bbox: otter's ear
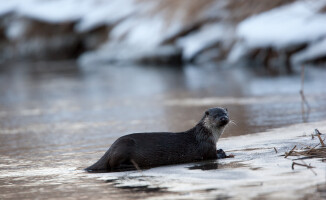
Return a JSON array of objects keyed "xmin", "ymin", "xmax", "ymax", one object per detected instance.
[
  {"xmin": 205, "ymin": 111, "xmax": 209, "ymax": 116},
  {"xmin": 225, "ymin": 108, "xmax": 228, "ymax": 112}
]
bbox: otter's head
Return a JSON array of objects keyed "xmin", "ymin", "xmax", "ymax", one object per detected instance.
[{"xmin": 201, "ymin": 107, "xmax": 229, "ymax": 143}]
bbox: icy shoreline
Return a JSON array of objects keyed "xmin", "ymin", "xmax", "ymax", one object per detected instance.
[{"xmin": 86, "ymin": 120, "xmax": 326, "ymax": 199}]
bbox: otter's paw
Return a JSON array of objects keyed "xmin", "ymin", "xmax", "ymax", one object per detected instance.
[{"xmin": 216, "ymin": 149, "xmax": 227, "ymax": 159}]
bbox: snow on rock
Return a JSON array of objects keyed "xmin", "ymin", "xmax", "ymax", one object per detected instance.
[
  {"xmin": 75, "ymin": 0, "xmax": 138, "ymax": 32},
  {"xmin": 109, "ymin": 14, "xmax": 181, "ymax": 48},
  {"xmin": 0, "ymin": 0, "xmax": 139, "ymax": 29},
  {"xmin": 79, "ymin": 43, "xmax": 182, "ymax": 66},
  {"xmin": 0, "ymin": 0, "xmax": 19, "ymax": 16},
  {"xmin": 78, "ymin": 2, "xmax": 184, "ymax": 66},
  {"xmin": 177, "ymin": 23, "xmax": 234, "ymax": 61},
  {"xmin": 5, "ymin": 18, "xmax": 29, "ymax": 40},
  {"xmin": 78, "ymin": 0, "xmax": 232, "ymax": 65},
  {"xmin": 237, "ymin": 0, "xmax": 326, "ymax": 48},
  {"xmin": 292, "ymin": 37, "xmax": 326, "ymax": 64},
  {"xmin": 16, "ymin": 0, "xmax": 90, "ymax": 23},
  {"xmin": 0, "ymin": 0, "xmax": 91, "ymax": 23},
  {"xmin": 229, "ymin": 0, "xmax": 326, "ymax": 63},
  {"xmin": 0, "ymin": 0, "xmax": 143, "ymax": 62}
]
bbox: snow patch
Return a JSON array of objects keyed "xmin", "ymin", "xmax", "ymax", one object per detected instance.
[
  {"xmin": 16, "ymin": 0, "xmax": 90, "ymax": 23},
  {"xmin": 229, "ymin": 0, "xmax": 326, "ymax": 63},
  {"xmin": 75, "ymin": 0, "xmax": 138, "ymax": 32},
  {"xmin": 237, "ymin": 0, "xmax": 326, "ymax": 48},
  {"xmin": 177, "ymin": 23, "xmax": 234, "ymax": 61},
  {"xmin": 292, "ymin": 38, "xmax": 326, "ymax": 64}
]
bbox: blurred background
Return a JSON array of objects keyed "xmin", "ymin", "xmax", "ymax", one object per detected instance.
[
  {"xmin": 1, "ymin": 0, "xmax": 326, "ymax": 69},
  {"xmin": 1, "ymin": 0, "xmax": 326, "ymax": 199}
]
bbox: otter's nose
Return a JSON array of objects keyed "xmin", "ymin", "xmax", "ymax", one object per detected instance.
[{"xmin": 219, "ymin": 116, "xmax": 229, "ymax": 126}]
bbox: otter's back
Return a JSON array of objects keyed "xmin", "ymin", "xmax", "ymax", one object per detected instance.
[{"xmin": 114, "ymin": 132, "xmax": 202, "ymax": 167}]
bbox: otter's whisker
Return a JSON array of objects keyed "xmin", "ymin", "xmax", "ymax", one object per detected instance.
[{"xmin": 229, "ymin": 120, "xmax": 238, "ymax": 126}]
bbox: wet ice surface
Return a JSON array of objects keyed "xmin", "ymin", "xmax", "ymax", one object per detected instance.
[{"xmin": 0, "ymin": 62, "xmax": 326, "ymax": 199}]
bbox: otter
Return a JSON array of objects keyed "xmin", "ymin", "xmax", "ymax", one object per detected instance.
[{"xmin": 85, "ymin": 107, "xmax": 229, "ymax": 172}]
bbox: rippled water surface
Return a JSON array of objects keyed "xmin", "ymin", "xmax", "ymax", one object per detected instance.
[{"xmin": 1, "ymin": 62, "xmax": 326, "ymax": 199}]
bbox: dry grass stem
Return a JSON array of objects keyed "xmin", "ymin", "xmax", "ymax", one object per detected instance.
[
  {"xmin": 306, "ymin": 134, "xmax": 326, "ymax": 154},
  {"xmin": 301, "ymin": 160, "xmax": 318, "ymax": 175},
  {"xmin": 317, "ymin": 134, "xmax": 325, "ymax": 147},
  {"xmin": 292, "ymin": 161, "xmax": 317, "ymax": 175},
  {"xmin": 287, "ymin": 131, "xmax": 325, "ymax": 158},
  {"xmin": 292, "ymin": 161, "xmax": 315, "ymax": 169},
  {"xmin": 274, "ymin": 147, "xmax": 278, "ymax": 153},
  {"xmin": 299, "ymin": 147, "xmax": 326, "ymax": 158},
  {"xmin": 315, "ymin": 129, "xmax": 322, "ymax": 135},
  {"xmin": 285, "ymin": 145, "xmax": 297, "ymax": 158},
  {"xmin": 299, "ymin": 65, "xmax": 311, "ymax": 122},
  {"xmin": 285, "ymin": 129, "xmax": 324, "ymax": 175}
]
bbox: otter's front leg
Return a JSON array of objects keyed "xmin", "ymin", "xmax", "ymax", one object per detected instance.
[
  {"xmin": 216, "ymin": 149, "xmax": 227, "ymax": 159},
  {"xmin": 217, "ymin": 149, "xmax": 235, "ymax": 159}
]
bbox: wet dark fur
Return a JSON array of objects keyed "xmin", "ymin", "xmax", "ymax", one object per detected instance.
[{"xmin": 86, "ymin": 107, "xmax": 228, "ymax": 172}]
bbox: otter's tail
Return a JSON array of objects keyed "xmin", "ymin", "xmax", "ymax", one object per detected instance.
[{"xmin": 85, "ymin": 149, "xmax": 111, "ymax": 172}]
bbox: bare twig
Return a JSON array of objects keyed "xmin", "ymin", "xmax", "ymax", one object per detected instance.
[
  {"xmin": 285, "ymin": 129, "xmax": 325, "ymax": 176},
  {"xmin": 315, "ymin": 129, "xmax": 322, "ymax": 135},
  {"xmin": 301, "ymin": 160, "xmax": 317, "ymax": 176},
  {"xmin": 307, "ymin": 143, "xmax": 322, "ymax": 154},
  {"xmin": 292, "ymin": 162, "xmax": 315, "ymax": 169},
  {"xmin": 317, "ymin": 134, "xmax": 325, "ymax": 147},
  {"xmin": 307, "ymin": 134, "xmax": 326, "ymax": 154},
  {"xmin": 285, "ymin": 145, "xmax": 297, "ymax": 158},
  {"xmin": 274, "ymin": 147, "xmax": 278, "ymax": 153},
  {"xmin": 299, "ymin": 65, "xmax": 311, "ymax": 122}
]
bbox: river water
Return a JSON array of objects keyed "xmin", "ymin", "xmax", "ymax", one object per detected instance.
[{"xmin": 1, "ymin": 61, "xmax": 326, "ymax": 199}]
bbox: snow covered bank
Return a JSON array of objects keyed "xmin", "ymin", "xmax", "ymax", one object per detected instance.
[
  {"xmin": 228, "ymin": 0, "xmax": 326, "ymax": 72},
  {"xmin": 0, "ymin": 0, "xmax": 326, "ymax": 70},
  {"xmin": 0, "ymin": 0, "xmax": 139, "ymax": 61},
  {"xmin": 237, "ymin": 1, "xmax": 326, "ymax": 48}
]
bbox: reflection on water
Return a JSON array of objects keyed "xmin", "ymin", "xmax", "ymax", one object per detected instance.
[
  {"xmin": 188, "ymin": 161, "xmax": 219, "ymax": 171},
  {"xmin": 0, "ymin": 61, "xmax": 326, "ymax": 199}
]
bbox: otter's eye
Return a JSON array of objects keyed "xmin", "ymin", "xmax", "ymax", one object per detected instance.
[{"xmin": 205, "ymin": 111, "xmax": 209, "ymax": 116}]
